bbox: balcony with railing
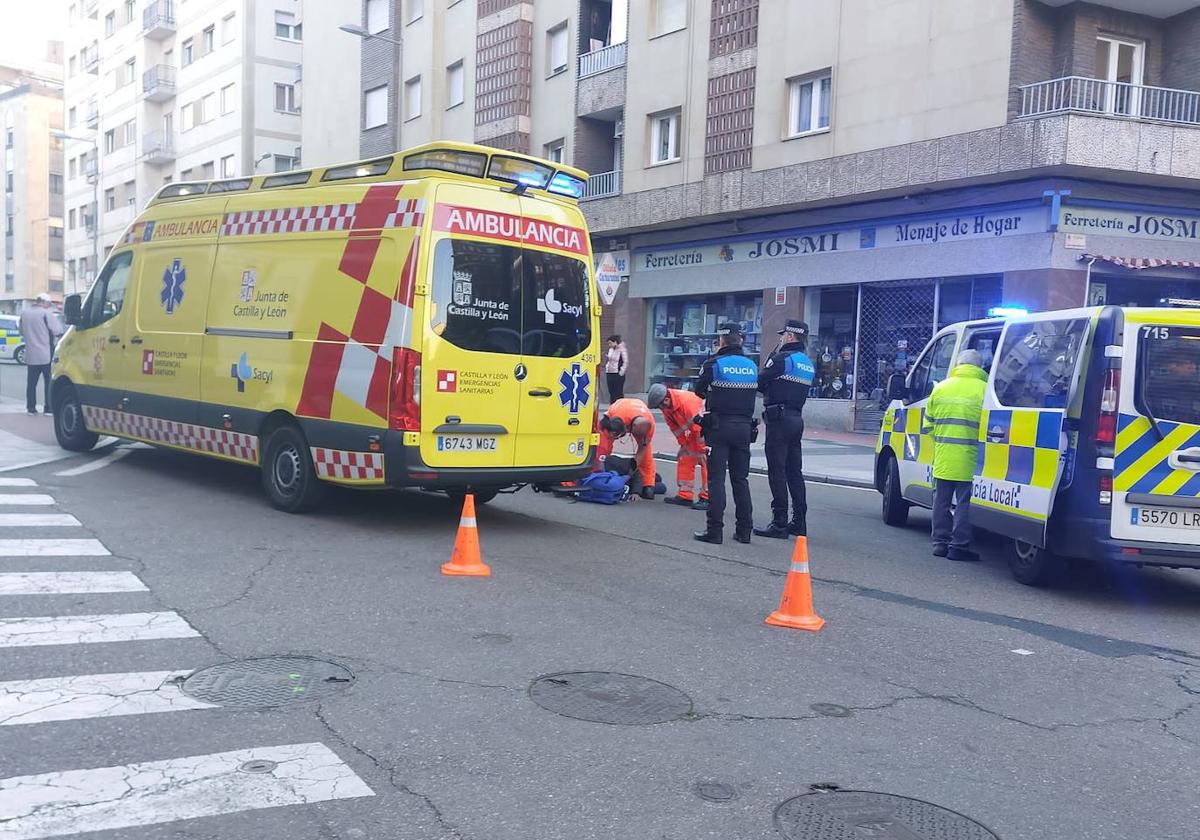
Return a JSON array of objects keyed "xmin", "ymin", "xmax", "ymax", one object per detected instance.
[
  {"xmin": 143, "ymin": 1, "xmax": 176, "ymax": 39},
  {"xmin": 142, "ymin": 131, "xmax": 176, "ymax": 165},
  {"xmin": 578, "ymin": 42, "xmax": 626, "ymax": 80},
  {"xmin": 581, "ymin": 170, "xmax": 621, "ymax": 201},
  {"xmin": 142, "ymin": 64, "xmax": 177, "ymax": 102},
  {"xmin": 1018, "ymin": 76, "xmax": 1200, "ymax": 126}
]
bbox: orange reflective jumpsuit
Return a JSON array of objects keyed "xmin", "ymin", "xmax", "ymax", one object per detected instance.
[
  {"xmin": 660, "ymin": 388, "xmax": 709, "ymax": 502},
  {"xmin": 596, "ymin": 398, "xmax": 656, "ymax": 488}
]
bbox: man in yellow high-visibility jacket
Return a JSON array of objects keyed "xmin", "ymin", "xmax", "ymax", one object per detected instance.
[{"xmin": 922, "ymin": 349, "xmax": 986, "ymax": 562}]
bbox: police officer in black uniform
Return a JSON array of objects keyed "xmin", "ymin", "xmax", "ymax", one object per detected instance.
[
  {"xmin": 693, "ymin": 324, "xmax": 758, "ymax": 545},
  {"xmin": 754, "ymin": 320, "xmax": 816, "ymax": 539}
]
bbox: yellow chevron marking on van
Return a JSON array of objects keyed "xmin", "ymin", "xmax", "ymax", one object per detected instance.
[
  {"xmin": 1114, "ymin": 424, "xmax": 1196, "ymax": 491},
  {"xmin": 1116, "ymin": 415, "xmax": 1152, "ymax": 451},
  {"xmin": 1151, "ymin": 468, "xmax": 1193, "ymax": 498}
]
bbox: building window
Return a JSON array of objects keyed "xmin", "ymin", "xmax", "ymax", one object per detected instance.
[
  {"xmin": 221, "ymin": 154, "xmax": 235, "ymax": 177},
  {"xmin": 275, "ymin": 11, "xmax": 301, "ymax": 41},
  {"xmin": 201, "ymin": 161, "xmax": 215, "ymax": 179},
  {"xmin": 123, "ymin": 56, "xmax": 136, "ymax": 85},
  {"xmin": 274, "ymin": 83, "xmax": 299, "ymax": 114},
  {"xmin": 364, "ymin": 84, "xmax": 388, "ymax": 128},
  {"xmin": 446, "ymin": 61, "xmax": 464, "ymax": 108},
  {"xmin": 547, "ymin": 22, "xmax": 568, "ymax": 76},
  {"xmin": 67, "ymin": 107, "xmax": 77, "ymax": 128},
  {"xmin": 544, "ymin": 139, "xmax": 564, "ymax": 163},
  {"xmin": 104, "ymin": 11, "xmax": 115, "ymax": 36},
  {"xmin": 788, "ymin": 72, "xmax": 831, "ymax": 137},
  {"xmin": 650, "ymin": 110, "xmax": 680, "ymax": 165},
  {"xmin": 654, "ymin": 0, "xmax": 686, "ymax": 36},
  {"xmin": 104, "ymin": 130, "xmax": 116, "ymax": 154},
  {"xmin": 203, "ymin": 25, "xmax": 215, "ymax": 54},
  {"xmin": 181, "ymin": 101, "xmax": 195, "ymax": 132},
  {"xmin": 69, "ymin": 56, "xmax": 77, "ymax": 76},
  {"xmin": 104, "ymin": 188, "xmax": 116, "ymax": 211},
  {"xmin": 366, "ymin": 0, "xmax": 388, "ymax": 34},
  {"xmin": 69, "ymin": 209, "xmax": 76, "ymax": 230},
  {"xmin": 274, "ymin": 154, "xmax": 297, "ymax": 172},
  {"xmin": 123, "ymin": 0, "xmax": 134, "ymax": 24},
  {"xmin": 69, "ymin": 158, "xmax": 77, "ymax": 179},
  {"xmin": 202, "ymin": 93, "xmax": 215, "ymax": 123},
  {"xmin": 124, "ymin": 180, "xmax": 136, "ymax": 208},
  {"xmin": 123, "ymin": 119, "xmax": 136, "ymax": 146},
  {"xmin": 50, "ymin": 173, "xmax": 63, "ymax": 194},
  {"xmin": 408, "ymin": 0, "xmax": 423, "ymax": 23},
  {"xmin": 404, "ymin": 76, "xmax": 421, "ymax": 120},
  {"xmin": 220, "ymin": 83, "xmax": 236, "ymax": 115},
  {"xmin": 182, "ymin": 38, "xmax": 194, "ymax": 66},
  {"xmin": 221, "ymin": 13, "xmax": 236, "ymax": 44}
]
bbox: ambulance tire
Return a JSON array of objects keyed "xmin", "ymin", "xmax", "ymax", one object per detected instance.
[
  {"xmin": 52, "ymin": 384, "xmax": 99, "ymax": 452},
  {"xmin": 446, "ymin": 488, "xmax": 499, "ymax": 507},
  {"xmin": 261, "ymin": 425, "xmax": 325, "ymax": 513},
  {"xmin": 1008, "ymin": 539, "xmax": 1064, "ymax": 587},
  {"xmin": 880, "ymin": 457, "xmax": 909, "ymax": 527}
]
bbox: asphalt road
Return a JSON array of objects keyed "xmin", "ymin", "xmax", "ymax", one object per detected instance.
[{"xmin": 1, "ymin": 424, "xmax": 1198, "ymax": 840}]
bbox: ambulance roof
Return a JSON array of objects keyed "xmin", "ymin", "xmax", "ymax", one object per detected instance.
[{"xmin": 145, "ymin": 141, "xmax": 591, "ymax": 208}]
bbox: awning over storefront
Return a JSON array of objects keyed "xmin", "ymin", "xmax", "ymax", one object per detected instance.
[{"xmin": 1079, "ymin": 254, "xmax": 1200, "ymax": 270}]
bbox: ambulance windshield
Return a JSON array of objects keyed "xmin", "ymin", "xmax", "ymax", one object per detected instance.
[{"xmin": 1139, "ymin": 326, "xmax": 1200, "ymax": 426}]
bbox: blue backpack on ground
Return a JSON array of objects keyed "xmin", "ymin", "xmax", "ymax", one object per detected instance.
[{"xmin": 577, "ymin": 471, "xmax": 630, "ymax": 504}]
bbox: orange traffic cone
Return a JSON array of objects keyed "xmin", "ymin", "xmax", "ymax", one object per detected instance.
[
  {"xmin": 440, "ymin": 494, "xmax": 491, "ymax": 577},
  {"xmin": 765, "ymin": 537, "xmax": 825, "ymax": 631}
]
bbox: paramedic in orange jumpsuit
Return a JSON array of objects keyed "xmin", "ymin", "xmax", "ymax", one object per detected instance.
[
  {"xmin": 596, "ymin": 397, "xmax": 657, "ymax": 499},
  {"xmin": 646, "ymin": 383, "xmax": 709, "ymax": 510}
]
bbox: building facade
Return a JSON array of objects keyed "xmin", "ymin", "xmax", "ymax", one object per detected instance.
[
  {"xmin": 0, "ymin": 63, "xmax": 65, "ymax": 313},
  {"xmin": 62, "ymin": 0, "xmax": 357, "ymax": 291}
]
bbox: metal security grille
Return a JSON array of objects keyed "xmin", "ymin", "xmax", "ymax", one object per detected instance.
[
  {"xmin": 710, "ymin": 0, "xmax": 759, "ymax": 57},
  {"xmin": 705, "ymin": 68, "xmax": 756, "ymax": 175},
  {"xmin": 853, "ymin": 280, "xmax": 935, "ymax": 432}
]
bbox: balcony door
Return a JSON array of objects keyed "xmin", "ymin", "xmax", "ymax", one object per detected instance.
[{"xmin": 1095, "ymin": 36, "xmax": 1145, "ymax": 116}]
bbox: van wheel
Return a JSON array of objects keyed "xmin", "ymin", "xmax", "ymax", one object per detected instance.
[
  {"xmin": 261, "ymin": 425, "xmax": 325, "ymax": 513},
  {"xmin": 1009, "ymin": 539, "xmax": 1064, "ymax": 587},
  {"xmin": 13, "ymin": 345, "xmax": 25, "ymax": 365},
  {"xmin": 446, "ymin": 488, "xmax": 499, "ymax": 507},
  {"xmin": 53, "ymin": 385, "xmax": 98, "ymax": 452},
  {"xmin": 881, "ymin": 457, "xmax": 909, "ymax": 526}
]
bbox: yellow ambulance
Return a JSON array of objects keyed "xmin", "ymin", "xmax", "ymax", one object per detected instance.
[{"xmin": 52, "ymin": 143, "xmax": 602, "ymax": 511}]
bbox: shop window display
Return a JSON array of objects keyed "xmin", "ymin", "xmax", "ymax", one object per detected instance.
[
  {"xmin": 649, "ymin": 294, "xmax": 763, "ymax": 389},
  {"xmin": 805, "ymin": 286, "xmax": 857, "ymax": 400}
]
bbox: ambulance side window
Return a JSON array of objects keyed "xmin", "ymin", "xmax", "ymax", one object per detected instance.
[
  {"xmin": 81, "ymin": 251, "xmax": 133, "ymax": 330},
  {"xmin": 430, "ymin": 239, "xmax": 521, "ymax": 354},
  {"xmin": 993, "ymin": 318, "xmax": 1089, "ymax": 409}
]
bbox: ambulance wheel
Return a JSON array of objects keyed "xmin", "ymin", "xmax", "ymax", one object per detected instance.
[
  {"xmin": 1008, "ymin": 539, "xmax": 1064, "ymax": 587},
  {"xmin": 13, "ymin": 345, "xmax": 25, "ymax": 365},
  {"xmin": 446, "ymin": 488, "xmax": 499, "ymax": 507},
  {"xmin": 52, "ymin": 385, "xmax": 98, "ymax": 452},
  {"xmin": 261, "ymin": 425, "xmax": 325, "ymax": 513},
  {"xmin": 881, "ymin": 457, "xmax": 909, "ymax": 527}
]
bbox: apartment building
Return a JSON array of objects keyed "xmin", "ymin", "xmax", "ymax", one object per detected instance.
[
  {"xmin": 62, "ymin": 0, "xmax": 357, "ymax": 292},
  {"xmin": 356, "ymin": 0, "xmax": 1200, "ymax": 430},
  {"xmin": 0, "ymin": 63, "xmax": 65, "ymax": 313}
]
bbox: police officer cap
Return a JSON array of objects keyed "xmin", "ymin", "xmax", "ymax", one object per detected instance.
[
  {"xmin": 717, "ymin": 323, "xmax": 743, "ymax": 337},
  {"xmin": 778, "ymin": 320, "xmax": 809, "ymax": 337},
  {"xmin": 646, "ymin": 383, "xmax": 668, "ymax": 409}
]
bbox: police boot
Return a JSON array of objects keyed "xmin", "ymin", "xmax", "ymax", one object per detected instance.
[
  {"xmin": 733, "ymin": 528, "xmax": 752, "ymax": 544},
  {"xmin": 787, "ymin": 521, "xmax": 806, "ymax": 537},
  {"xmin": 753, "ymin": 521, "xmax": 790, "ymax": 539},
  {"xmin": 693, "ymin": 529, "xmax": 723, "ymax": 545}
]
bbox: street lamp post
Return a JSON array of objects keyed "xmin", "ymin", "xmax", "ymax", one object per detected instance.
[
  {"xmin": 53, "ymin": 131, "xmax": 99, "ymax": 295},
  {"xmin": 338, "ymin": 23, "xmax": 403, "ymax": 47}
]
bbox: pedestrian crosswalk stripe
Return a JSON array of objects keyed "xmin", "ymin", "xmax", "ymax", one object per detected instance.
[
  {"xmin": 0, "ymin": 479, "xmax": 36, "ymax": 487},
  {"xmin": 0, "ymin": 742, "xmax": 375, "ymax": 839},
  {"xmin": 0, "ymin": 670, "xmax": 215, "ymax": 726},
  {"xmin": 0, "ymin": 495, "xmax": 54, "ymax": 506},
  {"xmin": 0, "ymin": 612, "xmax": 201, "ymax": 648},
  {"xmin": 0, "ymin": 515, "xmax": 81, "ymax": 528},
  {"xmin": 0, "ymin": 539, "xmax": 110, "ymax": 556},
  {"xmin": 0, "ymin": 572, "xmax": 147, "ymax": 595}
]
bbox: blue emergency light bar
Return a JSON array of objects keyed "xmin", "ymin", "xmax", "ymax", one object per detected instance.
[{"xmin": 988, "ymin": 306, "xmax": 1029, "ymax": 318}]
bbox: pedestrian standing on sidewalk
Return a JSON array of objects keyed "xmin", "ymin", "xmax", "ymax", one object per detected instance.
[
  {"xmin": 754, "ymin": 320, "xmax": 815, "ymax": 539},
  {"xmin": 923, "ymin": 348, "xmax": 986, "ymax": 562},
  {"xmin": 19, "ymin": 293, "xmax": 57, "ymax": 416},
  {"xmin": 645, "ymin": 383, "xmax": 708, "ymax": 510},
  {"xmin": 605, "ymin": 335, "xmax": 628, "ymax": 402}
]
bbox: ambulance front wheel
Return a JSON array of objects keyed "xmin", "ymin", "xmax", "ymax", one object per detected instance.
[
  {"xmin": 261, "ymin": 425, "xmax": 325, "ymax": 513},
  {"xmin": 1008, "ymin": 539, "xmax": 1064, "ymax": 587},
  {"xmin": 880, "ymin": 456, "xmax": 909, "ymax": 527},
  {"xmin": 52, "ymin": 384, "xmax": 99, "ymax": 452}
]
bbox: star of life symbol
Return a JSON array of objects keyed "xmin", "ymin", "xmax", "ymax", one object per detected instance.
[
  {"xmin": 240, "ymin": 269, "xmax": 257, "ymax": 303},
  {"xmin": 453, "ymin": 270, "xmax": 472, "ymax": 306},
  {"xmin": 161, "ymin": 258, "xmax": 186, "ymax": 314},
  {"xmin": 557, "ymin": 363, "xmax": 591, "ymax": 414}
]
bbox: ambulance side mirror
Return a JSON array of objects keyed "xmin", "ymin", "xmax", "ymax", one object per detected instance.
[{"xmin": 63, "ymin": 294, "xmax": 83, "ymax": 327}]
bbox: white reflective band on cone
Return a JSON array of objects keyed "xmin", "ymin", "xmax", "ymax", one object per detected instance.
[
  {"xmin": 460, "ymin": 517, "xmax": 477, "ymax": 528},
  {"xmin": 790, "ymin": 561, "xmax": 810, "ymax": 574}
]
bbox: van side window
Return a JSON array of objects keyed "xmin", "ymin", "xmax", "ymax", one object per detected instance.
[
  {"xmin": 964, "ymin": 328, "xmax": 1002, "ymax": 372},
  {"xmin": 908, "ymin": 333, "xmax": 956, "ymax": 402},
  {"xmin": 82, "ymin": 251, "xmax": 133, "ymax": 329},
  {"xmin": 1139, "ymin": 325, "xmax": 1200, "ymax": 426},
  {"xmin": 993, "ymin": 318, "xmax": 1089, "ymax": 409}
]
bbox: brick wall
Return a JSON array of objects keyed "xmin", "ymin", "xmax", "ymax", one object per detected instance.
[
  {"xmin": 1059, "ymin": 3, "xmax": 1166, "ymax": 85},
  {"xmin": 475, "ymin": 19, "xmax": 533, "ymax": 125},
  {"xmin": 705, "ymin": 68, "xmax": 756, "ymax": 175},
  {"xmin": 1009, "ymin": 0, "xmax": 1061, "ymax": 120},
  {"xmin": 358, "ymin": 0, "xmax": 403, "ymax": 156},
  {"xmin": 1164, "ymin": 7, "xmax": 1200, "ymax": 91}
]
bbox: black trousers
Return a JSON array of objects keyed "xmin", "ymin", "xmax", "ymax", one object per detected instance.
[
  {"xmin": 606, "ymin": 372, "xmax": 625, "ymax": 402},
  {"xmin": 703, "ymin": 418, "xmax": 753, "ymax": 534},
  {"xmin": 26, "ymin": 364, "xmax": 51, "ymax": 413},
  {"xmin": 764, "ymin": 410, "xmax": 807, "ymax": 529}
]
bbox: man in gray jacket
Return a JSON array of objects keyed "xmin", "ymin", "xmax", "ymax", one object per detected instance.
[{"xmin": 19, "ymin": 293, "xmax": 58, "ymax": 415}]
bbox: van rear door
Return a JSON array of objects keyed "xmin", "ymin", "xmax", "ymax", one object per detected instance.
[{"xmin": 1111, "ymin": 315, "xmax": 1200, "ymax": 548}]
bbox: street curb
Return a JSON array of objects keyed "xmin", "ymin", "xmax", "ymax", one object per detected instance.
[{"xmin": 652, "ymin": 452, "xmax": 876, "ymax": 490}]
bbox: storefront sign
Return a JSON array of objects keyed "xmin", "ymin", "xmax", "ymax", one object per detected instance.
[
  {"xmin": 1060, "ymin": 207, "xmax": 1200, "ymax": 242},
  {"xmin": 635, "ymin": 207, "xmax": 1045, "ymax": 272},
  {"xmin": 595, "ymin": 252, "xmax": 623, "ymax": 306},
  {"xmin": 774, "ymin": 287, "xmax": 786, "ymax": 305},
  {"xmin": 1064, "ymin": 233, "xmax": 1087, "ymax": 250}
]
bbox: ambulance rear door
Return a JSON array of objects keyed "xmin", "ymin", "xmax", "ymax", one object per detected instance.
[
  {"xmin": 976, "ymin": 311, "xmax": 1093, "ymax": 547},
  {"xmin": 1111, "ymin": 312, "xmax": 1200, "ymax": 549}
]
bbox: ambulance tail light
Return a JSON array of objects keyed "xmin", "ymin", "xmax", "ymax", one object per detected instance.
[
  {"xmin": 1097, "ymin": 367, "xmax": 1121, "ymax": 446},
  {"xmin": 390, "ymin": 348, "xmax": 422, "ymax": 432}
]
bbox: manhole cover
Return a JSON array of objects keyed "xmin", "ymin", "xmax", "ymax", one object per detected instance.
[
  {"xmin": 775, "ymin": 791, "xmax": 999, "ymax": 840},
  {"xmin": 181, "ymin": 656, "xmax": 354, "ymax": 708},
  {"xmin": 694, "ymin": 781, "xmax": 737, "ymax": 802},
  {"xmin": 528, "ymin": 671, "xmax": 692, "ymax": 725},
  {"xmin": 810, "ymin": 702, "xmax": 852, "ymax": 718}
]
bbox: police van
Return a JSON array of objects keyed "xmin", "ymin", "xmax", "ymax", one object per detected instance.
[
  {"xmin": 52, "ymin": 142, "xmax": 602, "ymax": 511},
  {"xmin": 0, "ymin": 315, "xmax": 24, "ymax": 364},
  {"xmin": 875, "ymin": 306, "xmax": 1200, "ymax": 585}
]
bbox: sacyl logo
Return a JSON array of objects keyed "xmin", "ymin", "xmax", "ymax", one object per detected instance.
[{"xmin": 537, "ymin": 289, "xmax": 582, "ymax": 325}]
